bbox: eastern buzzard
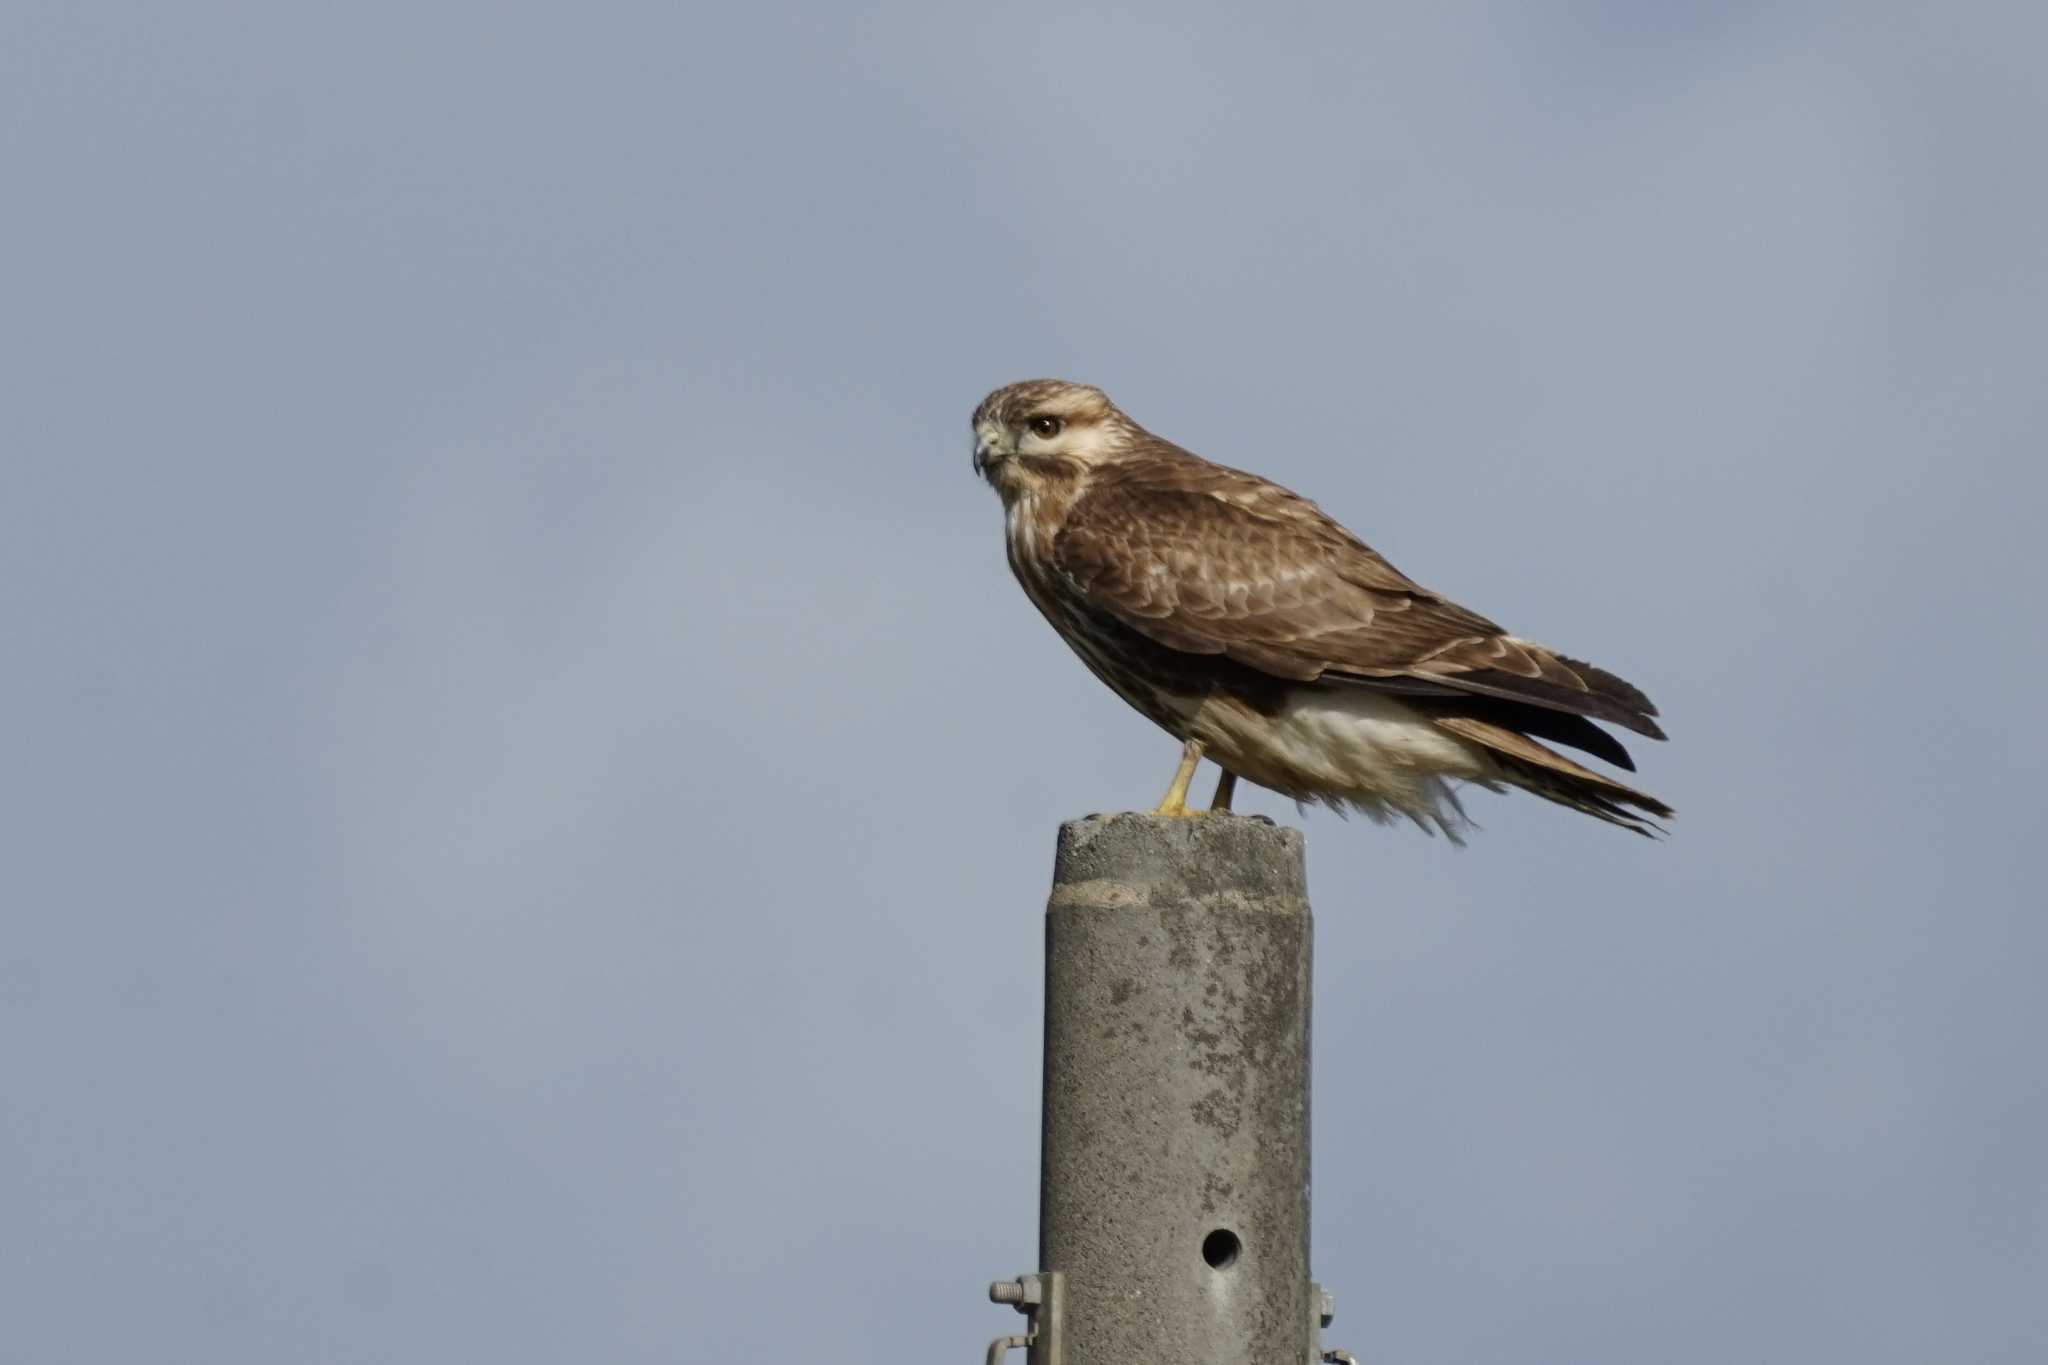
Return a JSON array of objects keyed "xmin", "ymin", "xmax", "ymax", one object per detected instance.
[{"xmin": 972, "ymin": 379, "xmax": 1672, "ymax": 838}]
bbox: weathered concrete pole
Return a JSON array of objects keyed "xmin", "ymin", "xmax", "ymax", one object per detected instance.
[{"xmin": 1039, "ymin": 813, "xmax": 1313, "ymax": 1365}]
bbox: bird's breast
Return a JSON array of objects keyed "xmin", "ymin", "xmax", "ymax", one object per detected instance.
[{"xmin": 1001, "ymin": 509, "xmax": 1203, "ymax": 736}]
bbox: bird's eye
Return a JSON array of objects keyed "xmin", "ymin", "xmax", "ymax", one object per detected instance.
[{"xmin": 1028, "ymin": 415, "xmax": 1064, "ymax": 439}]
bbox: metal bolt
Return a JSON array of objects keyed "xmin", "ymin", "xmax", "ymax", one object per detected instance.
[{"xmin": 990, "ymin": 1277, "xmax": 1043, "ymax": 1308}]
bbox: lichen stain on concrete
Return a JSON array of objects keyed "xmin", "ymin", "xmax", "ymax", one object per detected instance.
[
  {"xmin": 1109, "ymin": 977, "xmax": 1138, "ymax": 1006},
  {"xmin": 1190, "ymin": 1084, "xmax": 1243, "ymax": 1138},
  {"xmin": 1234, "ymin": 929, "xmax": 1305, "ymax": 1071},
  {"xmin": 1183, "ymin": 1019, "xmax": 1223, "ymax": 1054},
  {"xmin": 1198, "ymin": 1170, "xmax": 1236, "ymax": 1216}
]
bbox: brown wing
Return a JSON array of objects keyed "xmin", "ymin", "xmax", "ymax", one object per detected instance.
[{"xmin": 1050, "ymin": 454, "xmax": 1666, "ymax": 745}]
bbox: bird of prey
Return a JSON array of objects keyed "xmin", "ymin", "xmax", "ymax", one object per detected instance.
[{"xmin": 971, "ymin": 379, "xmax": 1672, "ymax": 838}]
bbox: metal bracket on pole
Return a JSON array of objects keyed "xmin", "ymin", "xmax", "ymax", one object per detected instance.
[
  {"xmin": 982, "ymin": 1272, "xmax": 1064, "ymax": 1365},
  {"xmin": 1310, "ymin": 1281, "xmax": 1357, "ymax": 1365}
]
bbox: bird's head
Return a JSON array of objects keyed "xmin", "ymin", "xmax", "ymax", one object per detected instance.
[{"xmin": 972, "ymin": 379, "xmax": 1134, "ymax": 494}]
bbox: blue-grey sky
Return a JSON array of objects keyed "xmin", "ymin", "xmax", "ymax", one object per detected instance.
[{"xmin": 6, "ymin": 3, "xmax": 2044, "ymax": 1362}]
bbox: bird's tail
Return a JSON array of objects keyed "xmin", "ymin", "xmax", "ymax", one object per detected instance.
[{"xmin": 1433, "ymin": 715, "xmax": 1673, "ymax": 838}]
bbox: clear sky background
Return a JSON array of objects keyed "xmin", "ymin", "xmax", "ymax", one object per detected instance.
[{"xmin": 6, "ymin": 3, "xmax": 2044, "ymax": 1362}]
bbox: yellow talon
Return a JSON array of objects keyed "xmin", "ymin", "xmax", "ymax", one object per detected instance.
[{"xmin": 1151, "ymin": 739, "xmax": 1206, "ymax": 816}]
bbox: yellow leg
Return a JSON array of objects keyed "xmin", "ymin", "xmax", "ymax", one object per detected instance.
[
  {"xmin": 1151, "ymin": 738, "xmax": 1205, "ymax": 817},
  {"xmin": 1210, "ymin": 770, "xmax": 1238, "ymax": 813}
]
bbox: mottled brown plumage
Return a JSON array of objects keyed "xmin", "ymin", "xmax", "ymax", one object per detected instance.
[{"xmin": 972, "ymin": 379, "xmax": 1672, "ymax": 837}]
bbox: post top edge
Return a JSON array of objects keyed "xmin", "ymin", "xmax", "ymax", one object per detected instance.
[
  {"xmin": 1050, "ymin": 812, "xmax": 1309, "ymax": 907},
  {"xmin": 1055, "ymin": 810, "xmax": 1302, "ymax": 841}
]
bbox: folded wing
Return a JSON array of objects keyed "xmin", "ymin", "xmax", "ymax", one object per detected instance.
[{"xmin": 1050, "ymin": 458, "xmax": 1667, "ymax": 770}]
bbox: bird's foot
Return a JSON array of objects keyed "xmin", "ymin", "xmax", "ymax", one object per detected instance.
[{"xmin": 1149, "ymin": 797, "xmax": 1214, "ymax": 818}]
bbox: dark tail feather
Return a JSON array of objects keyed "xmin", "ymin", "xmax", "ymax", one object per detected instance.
[
  {"xmin": 1491, "ymin": 754, "xmax": 1672, "ymax": 838},
  {"xmin": 1433, "ymin": 715, "xmax": 1674, "ymax": 838},
  {"xmin": 1440, "ymin": 657, "xmax": 1667, "ymax": 740},
  {"xmin": 1419, "ymin": 694, "xmax": 1639, "ymax": 770}
]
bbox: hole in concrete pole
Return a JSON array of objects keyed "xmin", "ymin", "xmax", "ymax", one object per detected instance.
[{"xmin": 1201, "ymin": 1228, "xmax": 1241, "ymax": 1270}]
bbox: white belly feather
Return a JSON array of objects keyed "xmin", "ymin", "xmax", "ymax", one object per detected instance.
[{"xmin": 1190, "ymin": 685, "xmax": 1505, "ymax": 839}]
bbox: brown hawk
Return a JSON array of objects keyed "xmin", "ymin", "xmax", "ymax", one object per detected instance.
[{"xmin": 972, "ymin": 379, "xmax": 1672, "ymax": 838}]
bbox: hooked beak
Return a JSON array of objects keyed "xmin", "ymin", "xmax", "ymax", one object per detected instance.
[{"xmin": 972, "ymin": 419, "xmax": 1012, "ymax": 478}]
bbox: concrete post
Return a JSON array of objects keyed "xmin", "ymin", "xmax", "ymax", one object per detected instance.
[{"xmin": 1039, "ymin": 813, "xmax": 1313, "ymax": 1365}]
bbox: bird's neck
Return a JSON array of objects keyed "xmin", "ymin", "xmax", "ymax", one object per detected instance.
[{"xmin": 998, "ymin": 460, "xmax": 1093, "ymax": 563}]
